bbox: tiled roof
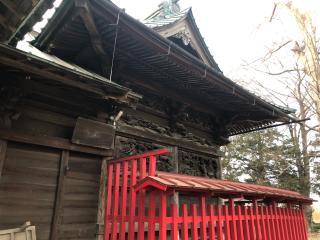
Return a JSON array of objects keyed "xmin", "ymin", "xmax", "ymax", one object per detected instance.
[
  {"xmin": 143, "ymin": 8, "xmax": 190, "ymax": 29},
  {"xmin": 135, "ymin": 171, "xmax": 312, "ymax": 203}
]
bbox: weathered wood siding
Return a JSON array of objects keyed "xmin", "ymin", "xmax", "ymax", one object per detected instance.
[{"xmin": 0, "ymin": 142, "xmax": 60, "ymax": 240}]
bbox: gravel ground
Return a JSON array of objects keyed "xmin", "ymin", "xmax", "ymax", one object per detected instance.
[{"xmin": 309, "ymin": 233, "xmax": 320, "ymax": 240}]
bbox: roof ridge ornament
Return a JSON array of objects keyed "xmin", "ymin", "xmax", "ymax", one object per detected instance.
[{"xmin": 158, "ymin": 0, "xmax": 181, "ymax": 18}]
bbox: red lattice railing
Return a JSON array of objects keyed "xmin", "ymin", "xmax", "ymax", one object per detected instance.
[{"xmin": 104, "ymin": 148, "xmax": 308, "ymax": 240}]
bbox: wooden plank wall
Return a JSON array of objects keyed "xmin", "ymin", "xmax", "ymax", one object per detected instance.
[
  {"xmin": 58, "ymin": 152, "xmax": 102, "ymax": 240},
  {"xmin": 0, "ymin": 104, "xmax": 106, "ymax": 240},
  {"xmin": 0, "ymin": 142, "xmax": 60, "ymax": 240}
]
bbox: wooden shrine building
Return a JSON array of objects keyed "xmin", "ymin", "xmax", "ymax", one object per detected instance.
[{"xmin": 0, "ymin": 0, "xmax": 312, "ymax": 240}]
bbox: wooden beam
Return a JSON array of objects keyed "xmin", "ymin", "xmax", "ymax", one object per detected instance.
[
  {"xmin": 122, "ymin": 73, "xmax": 223, "ymax": 117},
  {"xmin": 0, "ymin": 128, "xmax": 113, "ymax": 157},
  {"xmin": 50, "ymin": 150, "xmax": 69, "ymax": 240},
  {"xmin": 0, "ymin": 55, "xmax": 107, "ymax": 97},
  {"xmin": 0, "ymin": 139, "xmax": 7, "ymax": 178},
  {"xmin": 75, "ymin": 0, "xmax": 107, "ymax": 57},
  {"xmin": 0, "ymin": 14, "xmax": 14, "ymax": 32},
  {"xmin": 0, "ymin": 0, "xmax": 20, "ymax": 16}
]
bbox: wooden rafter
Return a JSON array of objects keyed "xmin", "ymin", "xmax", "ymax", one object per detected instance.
[
  {"xmin": 75, "ymin": 0, "xmax": 106, "ymax": 57},
  {"xmin": 0, "ymin": 0, "xmax": 19, "ymax": 17}
]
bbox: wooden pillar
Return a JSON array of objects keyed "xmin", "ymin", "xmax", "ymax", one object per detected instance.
[
  {"xmin": 0, "ymin": 139, "xmax": 7, "ymax": 178},
  {"xmin": 96, "ymin": 158, "xmax": 109, "ymax": 240},
  {"xmin": 172, "ymin": 146, "xmax": 179, "ymax": 207},
  {"xmin": 50, "ymin": 150, "xmax": 70, "ymax": 240}
]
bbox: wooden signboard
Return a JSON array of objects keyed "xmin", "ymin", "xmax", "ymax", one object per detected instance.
[{"xmin": 72, "ymin": 117, "xmax": 115, "ymax": 149}]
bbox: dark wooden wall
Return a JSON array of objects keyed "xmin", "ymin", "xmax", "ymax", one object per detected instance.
[{"xmin": 0, "ymin": 85, "xmax": 111, "ymax": 240}]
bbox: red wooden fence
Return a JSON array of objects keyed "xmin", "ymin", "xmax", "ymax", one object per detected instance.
[{"xmin": 104, "ymin": 148, "xmax": 309, "ymax": 240}]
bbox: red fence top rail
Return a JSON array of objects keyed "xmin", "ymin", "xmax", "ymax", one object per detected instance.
[
  {"xmin": 107, "ymin": 148, "xmax": 169, "ymax": 164},
  {"xmin": 134, "ymin": 171, "xmax": 313, "ymax": 204}
]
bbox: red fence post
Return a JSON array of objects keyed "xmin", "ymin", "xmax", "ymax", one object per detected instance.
[
  {"xmin": 224, "ymin": 205, "xmax": 231, "ymax": 240},
  {"xmin": 272, "ymin": 202, "xmax": 281, "ymax": 240},
  {"xmin": 295, "ymin": 207, "xmax": 303, "ymax": 240},
  {"xmin": 148, "ymin": 191, "xmax": 156, "ymax": 240},
  {"xmin": 191, "ymin": 204, "xmax": 198, "ymax": 240},
  {"xmin": 209, "ymin": 205, "xmax": 215, "ymax": 240},
  {"xmin": 264, "ymin": 206, "xmax": 271, "ymax": 240},
  {"xmin": 299, "ymin": 204, "xmax": 308, "ymax": 240},
  {"xmin": 217, "ymin": 205, "xmax": 223, "ymax": 240},
  {"xmin": 128, "ymin": 160, "xmax": 137, "ymax": 240},
  {"xmin": 137, "ymin": 158, "xmax": 147, "ymax": 240},
  {"xmin": 260, "ymin": 206, "xmax": 267, "ymax": 240},
  {"xmin": 253, "ymin": 200, "xmax": 261, "ymax": 240},
  {"xmin": 249, "ymin": 206, "xmax": 256, "ymax": 240},
  {"xmin": 200, "ymin": 195, "xmax": 207, "ymax": 240},
  {"xmin": 111, "ymin": 163, "xmax": 120, "ymax": 240},
  {"xmin": 104, "ymin": 164, "xmax": 113, "ymax": 240},
  {"xmin": 159, "ymin": 192, "xmax": 167, "ymax": 240},
  {"xmin": 280, "ymin": 207, "xmax": 289, "ymax": 240},
  {"xmin": 119, "ymin": 161, "xmax": 128, "ymax": 240},
  {"xmin": 243, "ymin": 206, "xmax": 251, "ymax": 240},
  {"xmin": 268, "ymin": 204, "xmax": 276, "ymax": 240},
  {"xmin": 181, "ymin": 204, "xmax": 189, "ymax": 240},
  {"xmin": 277, "ymin": 205, "xmax": 285, "ymax": 240},
  {"xmin": 288, "ymin": 204, "xmax": 298, "ymax": 240},
  {"xmin": 236, "ymin": 205, "xmax": 244, "ymax": 240},
  {"xmin": 148, "ymin": 155, "xmax": 156, "ymax": 176},
  {"xmin": 229, "ymin": 199, "xmax": 238, "ymax": 240},
  {"xmin": 285, "ymin": 206, "xmax": 292, "ymax": 240},
  {"xmin": 171, "ymin": 203, "xmax": 178, "ymax": 240},
  {"xmin": 292, "ymin": 206, "xmax": 300, "ymax": 240}
]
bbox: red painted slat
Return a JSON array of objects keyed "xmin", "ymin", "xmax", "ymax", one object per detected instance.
[
  {"xmin": 292, "ymin": 209, "xmax": 300, "ymax": 240},
  {"xmin": 243, "ymin": 206, "xmax": 251, "ymax": 240},
  {"xmin": 159, "ymin": 192, "xmax": 167, "ymax": 240},
  {"xmin": 272, "ymin": 203, "xmax": 280, "ymax": 240},
  {"xmin": 276, "ymin": 206, "xmax": 285, "ymax": 240},
  {"xmin": 137, "ymin": 158, "xmax": 147, "ymax": 240},
  {"xmin": 128, "ymin": 160, "xmax": 137, "ymax": 240},
  {"xmin": 249, "ymin": 207, "xmax": 256, "ymax": 240},
  {"xmin": 171, "ymin": 203, "xmax": 178, "ymax": 240},
  {"xmin": 296, "ymin": 207, "xmax": 303, "ymax": 240},
  {"xmin": 286, "ymin": 204, "xmax": 294, "ymax": 240},
  {"xmin": 264, "ymin": 206, "xmax": 271, "ymax": 240},
  {"xmin": 269, "ymin": 205, "xmax": 277, "ymax": 240},
  {"xmin": 104, "ymin": 164, "xmax": 113, "ymax": 240},
  {"xmin": 209, "ymin": 205, "xmax": 215, "ymax": 240},
  {"xmin": 191, "ymin": 204, "xmax": 198, "ymax": 240},
  {"xmin": 217, "ymin": 205, "xmax": 223, "ymax": 240},
  {"xmin": 281, "ymin": 207, "xmax": 288, "ymax": 240},
  {"xmin": 299, "ymin": 205, "xmax": 308, "ymax": 240},
  {"xmin": 260, "ymin": 206, "xmax": 267, "ymax": 240},
  {"xmin": 253, "ymin": 201, "xmax": 261, "ymax": 240},
  {"xmin": 181, "ymin": 204, "xmax": 189, "ymax": 240},
  {"xmin": 200, "ymin": 195, "xmax": 207, "ymax": 240},
  {"xmin": 290, "ymin": 206, "xmax": 297, "ymax": 240},
  {"xmin": 148, "ymin": 192, "xmax": 156, "ymax": 240},
  {"xmin": 119, "ymin": 161, "xmax": 128, "ymax": 240},
  {"xmin": 236, "ymin": 206, "xmax": 244, "ymax": 240},
  {"xmin": 148, "ymin": 155, "xmax": 156, "ymax": 176},
  {"xmin": 111, "ymin": 163, "xmax": 120, "ymax": 240},
  {"xmin": 229, "ymin": 199, "xmax": 238, "ymax": 240},
  {"xmin": 224, "ymin": 205, "xmax": 231, "ymax": 240}
]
